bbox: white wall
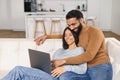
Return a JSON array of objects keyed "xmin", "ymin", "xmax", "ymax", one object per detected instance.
[
  {"xmin": 111, "ymin": 0, "xmax": 120, "ymax": 35},
  {"xmin": 88, "ymin": 0, "xmax": 112, "ymax": 31},
  {"xmin": 37, "ymin": 0, "xmax": 87, "ymax": 12},
  {"xmin": 0, "ymin": 0, "xmax": 25, "ymax": 31},
  {"xmin": 0, "ymin": 0, "xmax": 12, "ymax": 29},
  {"xmin": 11, "ymin": 0, "xmax": 25, "ymax": 31},
  {"xmin": 87, "ymin": 0, "xmax": 100, "ymax": 27},
  {"xmin": 99, "ymin": 0, "xmax": 112, "ymax": 31}
]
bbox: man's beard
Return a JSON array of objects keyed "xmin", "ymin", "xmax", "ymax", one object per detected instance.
[{"xmin": 72, "ymin": 23, "xmax": 82, "ymax": 35}]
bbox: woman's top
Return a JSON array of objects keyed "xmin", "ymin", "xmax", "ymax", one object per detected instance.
[
  {"xmin": 52, "ymin": 47, "xmax": 87, "ymax": 74},
  {"xmin": 65, "ymin": 27, "xmax": 110, "ymax": 67}
]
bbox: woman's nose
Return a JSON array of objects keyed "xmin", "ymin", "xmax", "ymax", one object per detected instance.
[{"xmin": 66, "ymin": 37, "xmax": 70, "ymax": 40}]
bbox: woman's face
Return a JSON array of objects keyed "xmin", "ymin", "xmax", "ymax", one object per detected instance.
[{"xmin": 64, "ymin": 29, "xmax": 75, "ymax": 45}]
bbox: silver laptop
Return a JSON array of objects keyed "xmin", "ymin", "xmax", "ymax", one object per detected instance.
[{"xmin": 28, "ymin": 49, "xmax": 52, "ymax": 74}]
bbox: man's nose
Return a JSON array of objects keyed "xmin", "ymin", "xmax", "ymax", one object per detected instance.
[{"xmin": 69, "ymin": 26, "xmax": 74, "ymax": 30}]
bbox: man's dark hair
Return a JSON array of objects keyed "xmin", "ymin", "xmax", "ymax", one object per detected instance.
[
  {"xmin": 66, "ymin": 10, "xmax": 83, "ymax": 20},
  {"xmin": 62, "ymin": 27, "xmax": 79, "ymax": 49}
]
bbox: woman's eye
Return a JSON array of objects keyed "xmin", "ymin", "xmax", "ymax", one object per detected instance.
[
  {"xmin": 65, "ymin": 35, "xmax": 67, "ymax": 37},
  {"xmin": 69, "ymin": 34, "xmax": 73, "ymax": 36}
]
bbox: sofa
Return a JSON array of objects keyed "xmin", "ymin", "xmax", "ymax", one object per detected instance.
[{"xmin": 0, "ymin": 38, "xmax": 120, "ymax": 80}]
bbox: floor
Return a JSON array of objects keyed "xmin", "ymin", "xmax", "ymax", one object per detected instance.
[
  {"xmin": 0, "ymin": 30, "xmax": 120, "ymax": 41},
  {"xmin": 103, "ymin": 31, "xmax": 120, "ymax": 41},
  {"xmin": 0, "ymin": 30, "xmax": 25, "ymax": 38}
]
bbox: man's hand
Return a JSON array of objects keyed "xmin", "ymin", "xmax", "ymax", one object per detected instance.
[
  {"xmin": 51, "ymin": 67, "xmax": 65, "ymax": 77},
  {"xmin": 51, "ymin": 59, "xmax": 66, "ymax": 68},
  {"xmin": 34, "ymin": 35, "xmax": 47, "ymax": 45}
]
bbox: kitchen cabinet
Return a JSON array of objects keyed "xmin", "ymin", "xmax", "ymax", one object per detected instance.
[{"xmin": 25, "ymin": 13, "xmax": 66, "ymax": 38}]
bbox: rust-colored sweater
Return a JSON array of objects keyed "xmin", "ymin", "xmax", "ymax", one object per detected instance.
[{"xmin": 65, "ymin": 26, "xmax": 110, "ymax": 67}]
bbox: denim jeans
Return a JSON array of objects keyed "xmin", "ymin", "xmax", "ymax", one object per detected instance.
[
  {"xmin": 2, "ymin": 66, "xmax": 55, "ymax": 80},
  {"xmin": 2, "ymin": 66, "xmax": 89, "ymax": 80},
  {"xmin": 2, "ymin": 63, "xmax": 112, "ymax": 80},
  {"xmin": 87, "ymin": 63, "xmax": 113, "ymax": 80},
  {"xmin": 60, "ymin": 72, "xmax": 90, "ymax": 80},
  {"xmin": 59, "ymin": 63, "xmax": 113, "ymax": 80}
]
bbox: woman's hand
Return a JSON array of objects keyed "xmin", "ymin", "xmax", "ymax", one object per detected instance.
[
  {"xmin": 51, "ymin": 67, "xmax": 65, "ymax": 77},
  {"xmin": 51, "ymin": 59, "xmax": 66, "ymax": 68},
  {"xmin": 34, "ymin": 35, "xmax": 47, "ymax": 45}
]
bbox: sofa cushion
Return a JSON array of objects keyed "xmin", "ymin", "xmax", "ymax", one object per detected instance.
[
  {"xmin": 0, "ymin": 41, "xmax": 19, "ymax": 71},
  {"xmin": 107, "ymin": 39, "xmax": 120, "ymax": 64},
  {"xmin": 19, "ymin": 40, "xmax": 36, "ymax": 67}
]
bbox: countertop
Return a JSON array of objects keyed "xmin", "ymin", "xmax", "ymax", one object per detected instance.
[
  {"xmin": 25, "ymin": 12, "xmax": 66, "ymax": 18},
  {"xmin": 25, "ymin": 12, "xmax": 67, "ymax": 15}
]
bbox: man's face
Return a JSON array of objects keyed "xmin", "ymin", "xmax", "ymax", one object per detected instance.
[{"xmin": 67, "ymin": 18, "xmax": 80, "ymax": 32}]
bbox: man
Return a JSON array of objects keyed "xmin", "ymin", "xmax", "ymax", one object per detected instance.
[{"xmin": 35, "ymin": 10, "xmax": 113, "ymax": 80}]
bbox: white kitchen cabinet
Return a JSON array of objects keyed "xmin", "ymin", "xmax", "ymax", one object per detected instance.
[{"xmin": 25, "ymin": 14, "xmax": 66, "ymax": 38}]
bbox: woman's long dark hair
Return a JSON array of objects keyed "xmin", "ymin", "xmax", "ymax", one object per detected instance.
[{"xmin": 62, "ymin": 27, "xmax": 79, "ymax": 49}]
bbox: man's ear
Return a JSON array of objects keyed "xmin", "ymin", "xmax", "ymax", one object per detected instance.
[{"xmin": 80, "ymin": 18, "xmax": 85, "ymax": 24}]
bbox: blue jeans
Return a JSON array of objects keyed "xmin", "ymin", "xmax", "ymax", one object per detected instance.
[
  {"xmin": 2, "ymin": 63, "xmax": 112, "ymax": 80},
  {"xmin": 87, "ymin": 63, "xmax": 113, "ymax": 80},
  {"xmin": 57, "ymin": 63, "xmax": 113, "ymax": 80},
  {"xmin": 2, "ymin": 66, "xmax": 89, "ymax": 80},
  {"xmin": 2, "ymin": 66, "xmax": 55, "ymax": 80},
  {"xmin": 59, "ymin": 72, "xmax": 90, "ymax": 80}
]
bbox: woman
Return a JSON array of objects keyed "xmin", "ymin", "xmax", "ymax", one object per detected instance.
[{"xmin": 2, "ymin": 27, "xmax": 89, "ymax": 80}]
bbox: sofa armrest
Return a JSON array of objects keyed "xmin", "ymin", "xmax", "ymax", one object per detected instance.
[
  {"xmin": 106, "ymin": 38, "xmax": 120, "ymax": 77},
  {"xmin": 106, "ymin": 38, "xmax": 120, "ymax": 63}
]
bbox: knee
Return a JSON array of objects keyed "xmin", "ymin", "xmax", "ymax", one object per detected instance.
[
  {"xmin": 14, "ymin": 66, "xmax": 22, "ymax": 69},
  {"xmin": 13, "ymin": 66, "xmax": 24, "ymax": 72}
]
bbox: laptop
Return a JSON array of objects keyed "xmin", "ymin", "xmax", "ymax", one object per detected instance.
[{"xmin": 28, "ymin": 49, "xmax": 52, "ymax": 74}]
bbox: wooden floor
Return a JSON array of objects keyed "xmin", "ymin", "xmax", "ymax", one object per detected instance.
[
  {"xmin": 0, "ymin": 30, "xmax": 25, "ymax": 38},
  {"xmin": 103, "ymin": 31, "xmax": 120, "ymax": 41},
  {"xmin": 0, "ymin": 30, "xmax": 120, "ymax": 41}
]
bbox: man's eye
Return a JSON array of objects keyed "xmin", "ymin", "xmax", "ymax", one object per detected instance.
[{"xmin": 68, "ymin": 23, "xmax": 76, "ymax": 26}]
